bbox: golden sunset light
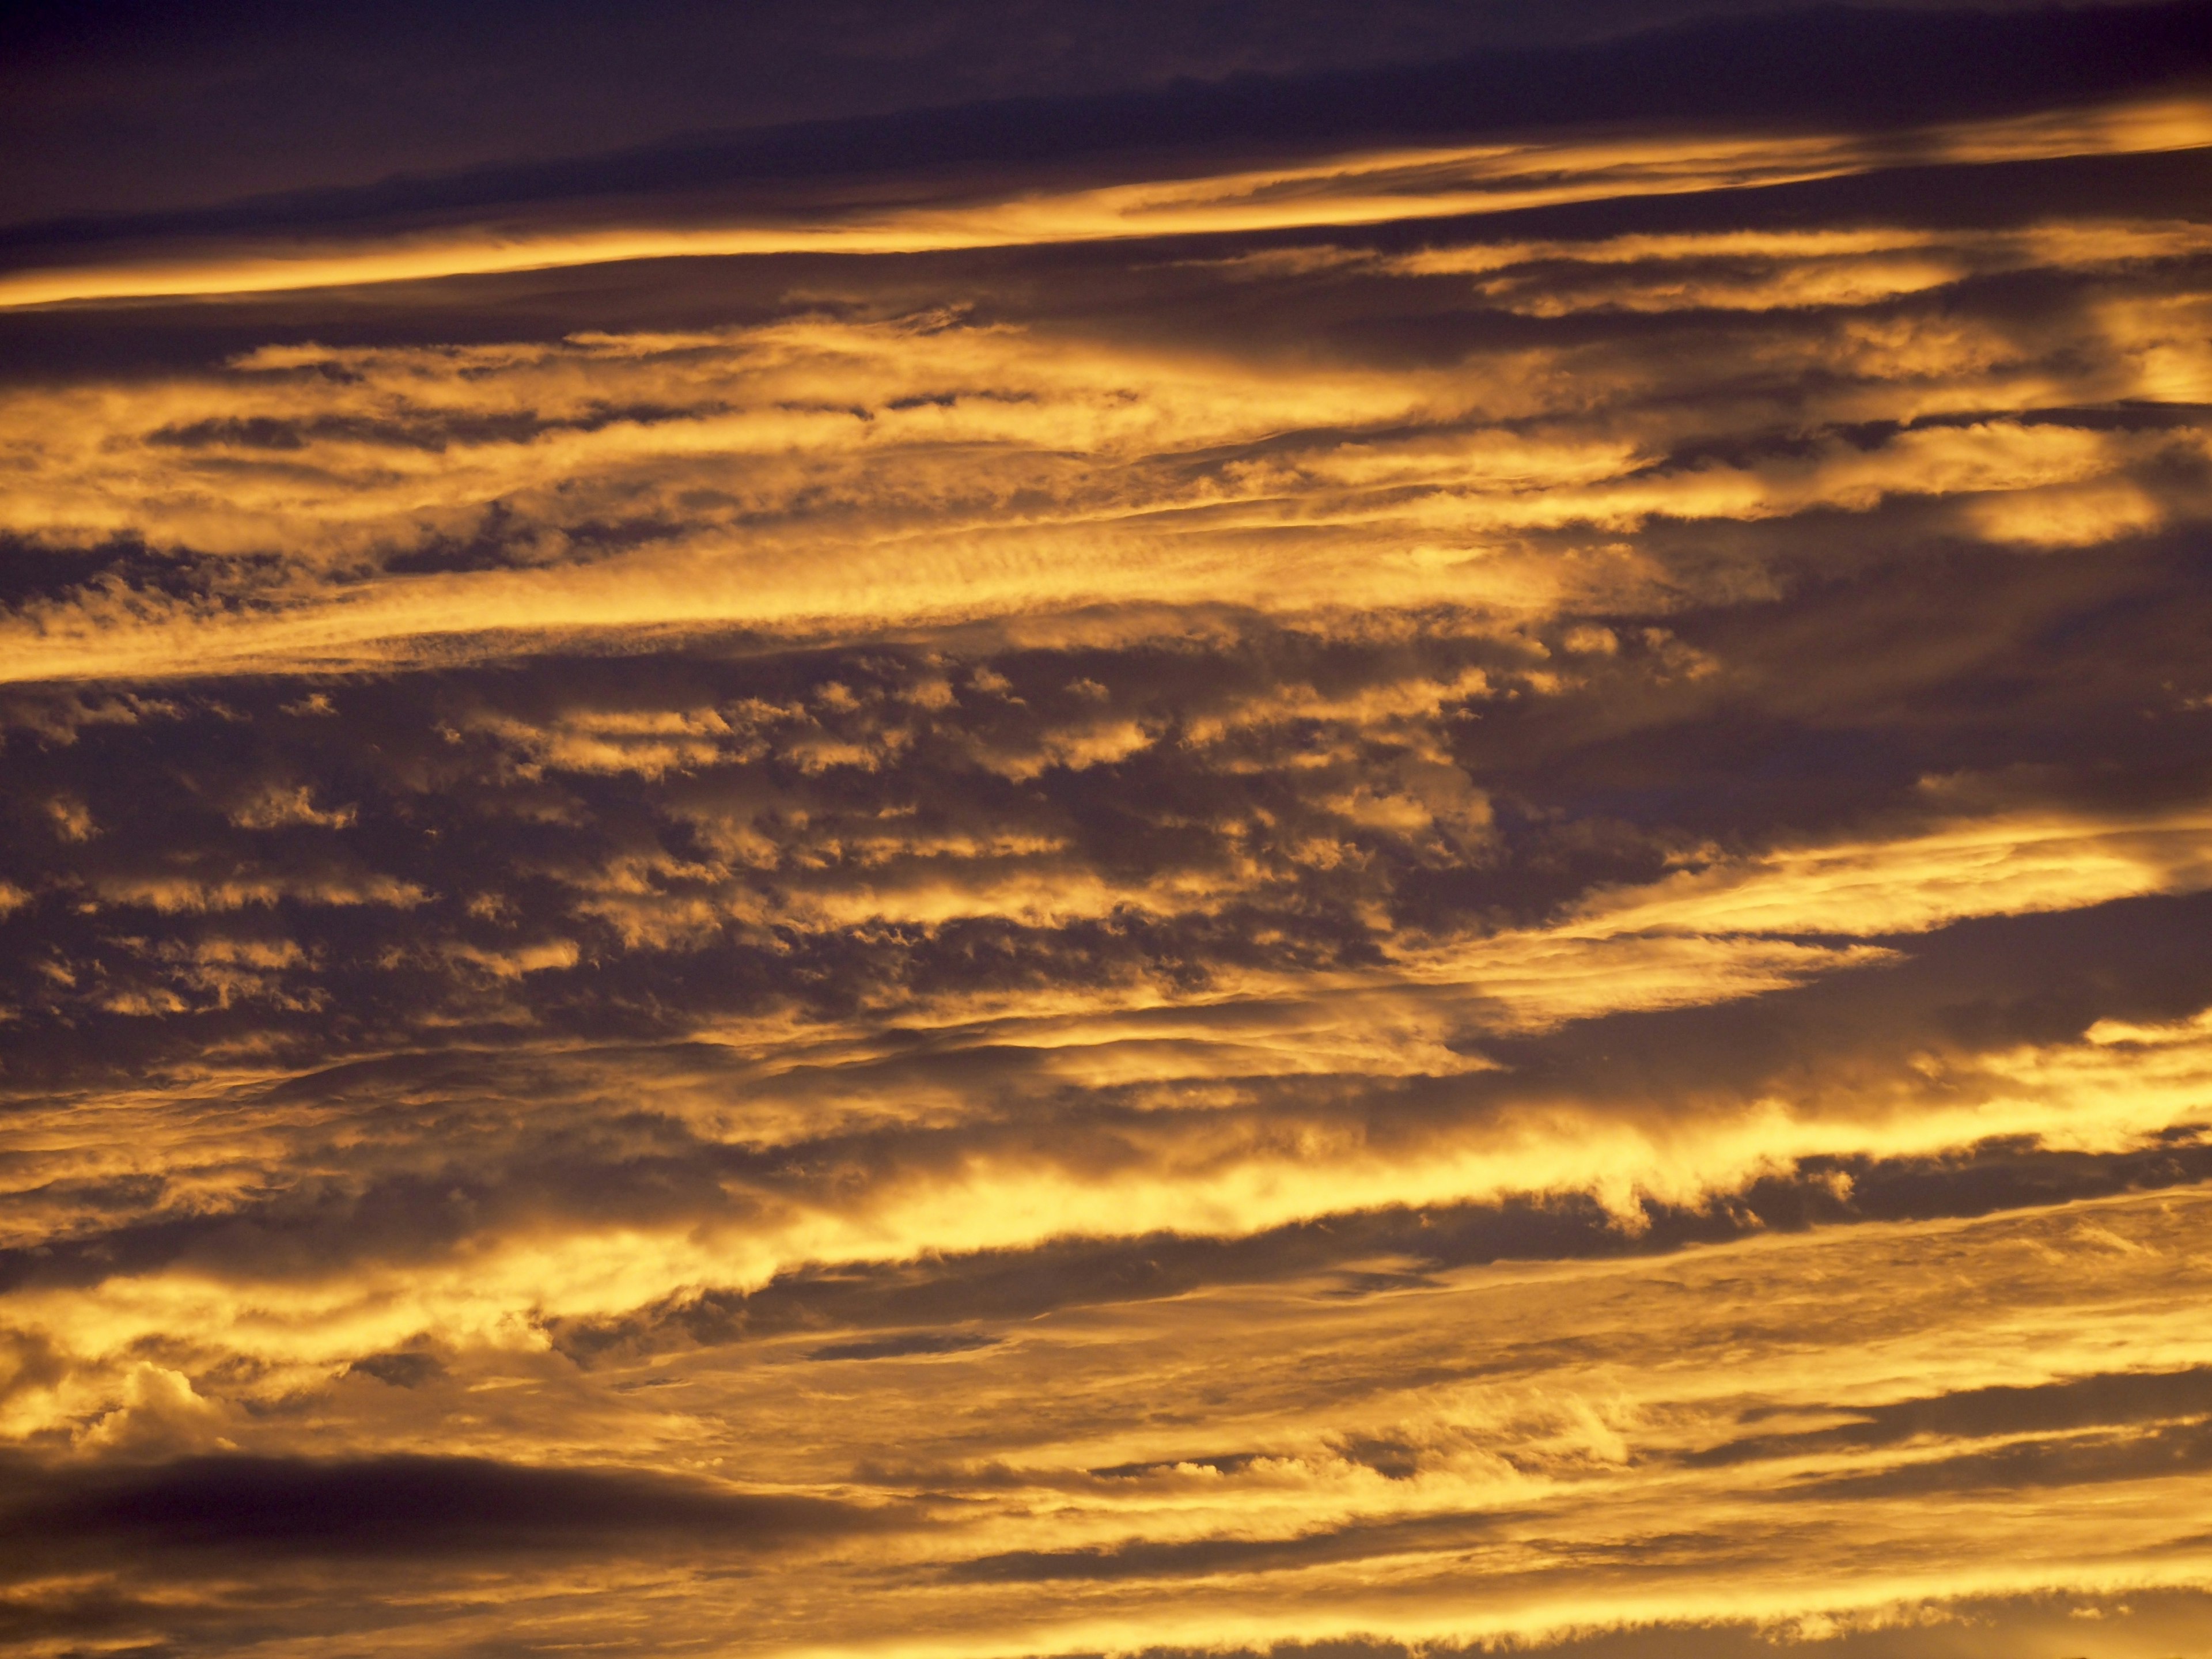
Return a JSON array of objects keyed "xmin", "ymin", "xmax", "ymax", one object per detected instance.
[{"xmin": 5, "ymin": 3, "xmax": 2212, "ymax": 1655}]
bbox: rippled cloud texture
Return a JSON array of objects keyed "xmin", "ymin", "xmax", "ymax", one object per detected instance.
[{"xmin": 6, "ymin": 3, "xmax": 2212, "ymax": 1655}]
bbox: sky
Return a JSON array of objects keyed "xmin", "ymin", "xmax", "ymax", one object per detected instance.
[{"xmin": 3, "ymin": 2, "xmax": 2212, "ymax": 1655}]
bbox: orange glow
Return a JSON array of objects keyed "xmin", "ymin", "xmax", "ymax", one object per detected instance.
[
  {"xmin": 2, "ymin": 95, "xmax": 2207, "ymax": 309},
  {"xmin": 8, "ymin": 16, "xmax": 2212, "ymax": 1657}
]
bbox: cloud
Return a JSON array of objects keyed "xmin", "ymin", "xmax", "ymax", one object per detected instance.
[
  {"xmin": 808, "ymin": 1330, "xmax": 999, "ymax": 1361},
  {"xmin": 942, "ymin": 1504, "xmax": 1516, "ymax": 1582},
  {"xmin": 0, "ymin": 1453, "xmax": 907, "ymax": 1562},
  {"xmin": 7, "ymin": 1, "xmax": 2210, "ymax": 294},
  {"xmin": 6, "ymin": 8, "xmax": 2212, "ymax": 1653},
  {"xmin": 1694, "ymin": 1364, "xmax": 2212, "ymax": 1467}
]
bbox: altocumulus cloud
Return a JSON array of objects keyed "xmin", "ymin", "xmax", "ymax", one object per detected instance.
[{"xmin": 5, "ymin": 3, "xmax": 2212, "ymax": 1656}]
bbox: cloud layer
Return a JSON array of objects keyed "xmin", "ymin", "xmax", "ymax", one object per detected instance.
[{"xmin": 5, "ymin": 5, "xmax": 2212, "ymax": 1654}]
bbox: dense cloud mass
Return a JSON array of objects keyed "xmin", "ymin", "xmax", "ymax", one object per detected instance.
[{"xmin": 3, "ymin": 3, "xmax": 2212, "ymax": 1654}]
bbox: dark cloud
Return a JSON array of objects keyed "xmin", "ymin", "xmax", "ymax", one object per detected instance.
[
  {"xmin": 9, "ymin": 1, "xmax": 2206, "ymax": 232},
  {"xmin": 1781, "ymin": 1417, "xmax": 2212, "ymax": 1499},
  {"xmin": 0, "ymin": 0, "xmax": 1775, "ymax": 222},
  {"xmin": 944, "ymin": 1505, "xmax": 1514, "ymax": 1581},
  {"xmin": 1695, "ymin": 1364, "xmax": 2212, "ymax": 1466},
  {"xmin": 0, "ymin": 1453, "xmax": 906, "ymax": 1563},
  {"xmin": 343, "ymin": 1351, "xmax": 447, "ymax": 1388}
]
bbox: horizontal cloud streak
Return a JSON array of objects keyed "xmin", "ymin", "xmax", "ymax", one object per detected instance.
[{"xmin": 6, "ymin": 93, "xmax": 2211, "ymax": 308}]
